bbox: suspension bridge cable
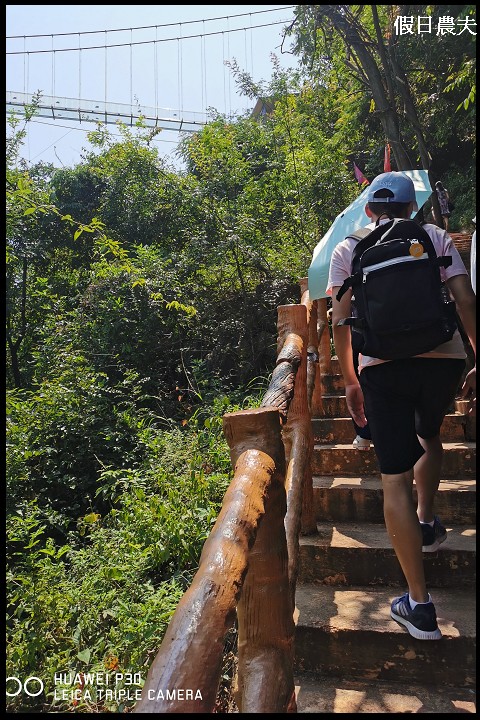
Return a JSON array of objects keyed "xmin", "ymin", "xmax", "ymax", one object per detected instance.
[
  {"xmin": 78, "ymin": 35, "xmax": 82, "ymax": 101},
  {"xmin": 130, "ymin": 30, "xmax": 133, "ymax": 113},
  {"xmin": 27, "ymin": 118, "xmax": 180, "ymax": 144},
  {"xmin": 244, "ymin": 28, "xmax": 248, "ymax": 77},
  {"xmin": 104, "ymin": 31, "xmax": 108, "ymax": 114},
  {"xmin": 202, "ymin": 21, "xmax": 207, "ymax": 112},
  {"xmin": 28, "ymin": 126, "xmax": 73, "ymax": 161},
  {"xmin": 250, "ymin": 15, "xmax": 254, "ymax": 77},
  {"xmin": 154, "ymin": 26, "xmax": 158, "ymax": 111},
  {"xmin": 51, "ymin": 36, "xmax": 54, "ymax": 96},
  {"xmin": 6, "ymin": 20, "xmax": 292, "ymax": 54},
  {"xmin": 227, "ymin": 18, "xmax": 232, "ymax": 118},
  {"xmin": 7, "ymin": 7, "xmax": 295, "ymax": 38},
  {"xmin": 177, "ymin": 30, "xmax": 183, "ymax": 114},
  {"xmin": 222, "ymin": 32, "xmax": 227, "ymax": 116}
]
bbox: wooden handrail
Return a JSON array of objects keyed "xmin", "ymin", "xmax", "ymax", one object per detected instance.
[{"xmin": 134, "ymin": 279, "xmax": 324, "ymax": 713}]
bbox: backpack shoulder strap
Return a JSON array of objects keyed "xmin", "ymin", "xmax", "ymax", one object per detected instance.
[
  {"xmin": 345, "ymin": 227, "xmax": 372, "ymax": 242},
  {"xmin": 335, "ymin": 227, "xmax": 373, "ymax": 300}
]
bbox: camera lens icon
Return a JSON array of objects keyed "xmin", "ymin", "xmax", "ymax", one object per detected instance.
[{"xmin": 6, "ymin": 676, "xmax": 44, "ymax": 697}]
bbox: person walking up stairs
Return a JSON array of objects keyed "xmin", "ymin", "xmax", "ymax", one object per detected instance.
[
  {"xmin": 293, "ymin": 354, "xmax": 476, "ymax": 712},
  {"xmin": 292, "ymin": 172, "xmax": 476, "ymax": 712}
]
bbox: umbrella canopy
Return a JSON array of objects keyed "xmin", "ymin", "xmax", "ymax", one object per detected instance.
[{"xmin": 308, "ymin": 169, "xmax": 432, "ymax": 300}]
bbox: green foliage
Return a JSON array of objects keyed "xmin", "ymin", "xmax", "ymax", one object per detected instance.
[
  {"xmin": 6, "ymin": 498, "xmax": 185, "ymax": 713},
  {"xmin": 6, "ymin": 359, "xmax": 151, "ymax": 521},
  {"xmin": 6, "ymin": 400, "xmax": 236, "ymax": 712}
]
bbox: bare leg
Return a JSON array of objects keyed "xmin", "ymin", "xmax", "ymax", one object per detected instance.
[
  {"xmin": 382, "ymin": 469, "xmax": 428, "ymax": 603},
  {"xmin": 443, "ymin": 215, "xmax": 449, "ymax": 232},
  {"xmin": 415, "ymin": 435, "xmax": 443, "ymax": 523}
]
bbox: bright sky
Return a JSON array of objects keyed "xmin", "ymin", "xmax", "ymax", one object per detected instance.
[{"xmin": 6, "ymin": 5, "xmax": 298, "ymax": 169}]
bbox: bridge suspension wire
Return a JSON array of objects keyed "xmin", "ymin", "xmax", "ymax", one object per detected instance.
[
  {"xmin": 177, "ymin": 26, "xmax": 183, "ymax": 115},
  {"xmin": 78, "ymin": 34, "xmax": 81, "ymax": 101},
  {"xmin": 6, "ymin": 7, "xmax": 295, "ymax": 38},
  {"xmin": 130, "ymin": 30, "xmax": 133, "ymax": 111},
  {"xmin": 104, "ymin": 31, "xmax": 108, "ymax": 113},
  {"xmin": 227, "ymin": 18, "xmax": 232, "ymax": 118},
  {"xmin": 244, "ymin": 28, "xmax": 248, "ymax": 79},
  {"xmin": 6, "ymin": 20, "xmax": 291, "ymax": 55},
  {"xmin": 201, "ymin": 22, "xmax": 206, "ymax": 113},
  {"xmin": 51, "ymin": 36, "xmax": 54, "ymax": 97},
  {"xmin": 154, "ymin": 26, "xmax": 158, "ymax": 112},
  {"xmin": 23, "ymin": 36, "xmax": 26, "ymax": 93},
  {"xmin": 222, "ymin": 32, "xmax": 227, "ymax": 117},
  {"xmin": 250, "ymin": 15, "xmax": 254, "ymax": 78}
]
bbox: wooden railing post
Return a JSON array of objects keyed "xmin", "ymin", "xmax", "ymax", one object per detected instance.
[
  {"xmin": 134, "ymin": 407, "xmax": 286, "ymax": 713},
  {"xmin": 276, "ymin": 304, "xmax": 317, "ymax": 602},
  {"xmin": 299, "ymin": 278, "xmax": 323, "ymax": 416},
  {"xmin": 135, "ymin": 289, "xmax": 330, "ymax": 713},
  {"xmin": 226, "ymin": 410, "xmax": 296, "ymax": 714},
  {"xmin": 317, "ymin": 297, "xmax": 332, "ymax": 403}
]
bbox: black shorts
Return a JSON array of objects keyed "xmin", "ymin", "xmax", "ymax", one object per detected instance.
[{"xmin": 359, "ymin": 358, "xmax": 466, "ymax": 474}]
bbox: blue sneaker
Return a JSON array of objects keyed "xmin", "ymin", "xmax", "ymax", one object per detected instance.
[
  {"xmin": 421, "ymin": 516, "xmax": 447, "ymax": 552},
  {"xmin": 390, "ymin": 593, "xmax": 442, "ymax": 640}
]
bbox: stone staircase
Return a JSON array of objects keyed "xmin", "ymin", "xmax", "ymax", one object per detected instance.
[{"xmin": 293, "ymin": 357, "xmax": 476, "ymax": 713}]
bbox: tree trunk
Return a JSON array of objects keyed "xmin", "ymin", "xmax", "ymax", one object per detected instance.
[{"xmin": 317, "ymin": 5, "xmax": 413, "ymax": 170}]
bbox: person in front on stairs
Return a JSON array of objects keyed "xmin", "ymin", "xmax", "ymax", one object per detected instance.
[
  {"xmin": 327, "ymin": 171, "xmax": 476, "ymax": 640},
  {"xmin": 434, "ymin": 180, "xmax": 452, "ymax": 232}
]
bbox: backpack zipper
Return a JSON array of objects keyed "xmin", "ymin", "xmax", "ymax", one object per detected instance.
[{"xmin": 362, "ymin": 253, "xmax": 428, "ymax": 281}]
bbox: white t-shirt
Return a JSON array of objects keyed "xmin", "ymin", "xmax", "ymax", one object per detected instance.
[{"xmin": 326, "ymin": 221, "xmax": 468, "ymax": 371}]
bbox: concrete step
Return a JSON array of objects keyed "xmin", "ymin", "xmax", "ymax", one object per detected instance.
[
  {"xmin": 313, "ymin": 475, "xmax": 476, "ymax": 524},
  {"xmin": 330, "ymin": 357, "xmax": 341, "ymax": 375},
  {"xmin": 298, "ymin": 353, "xmax": 476, "ymax": 706},
  {"xmin": 298, "ymin": 521, "xmax": 476, "ymax": 587},
  {"xmin": 319, "ymin": 373, "xmax": 344, "ymax": 395},
  {"xmin": 312, "ymin": 413, "xmax": 467, "ymax": 444},
  {"xmin": 319, "ymin": 394, "xmax": 351, "ymax": 418},
  {"xmin": 312, "ymin": 442, "xmax": 476, "ymax": 477},
  {"xmin": 294, "ymin": 584, "xmax": 476, "ymax": 688},
  {"xmin": 319, "ymin": 394, "xmax": 470, "ymax": 421},
  {"xmin": 294, "ymin": 673, "xmax": 476, "ymax": 713}
]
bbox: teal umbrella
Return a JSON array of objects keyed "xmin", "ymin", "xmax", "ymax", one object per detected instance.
[{"xmin": 308, "ymin": 169, "xmax": 432, "ymax": 300}]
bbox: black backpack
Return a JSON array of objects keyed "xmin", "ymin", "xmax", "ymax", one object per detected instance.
[{"xmin": 336, "ymin": 218, "xmax": 457, "ymax": 360}]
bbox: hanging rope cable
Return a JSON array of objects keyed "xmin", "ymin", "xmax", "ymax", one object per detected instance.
[
  {"xmin": 178, "ymin": 24, "xmax": 183, "ymax": 115},
  {"xmin": 104, "ymin": 30, "xmax": 108, "ymax": 113},
  {"xmin": 227, "ymin": 18, "xmax": 232, "ymax": 119},
  {"xmin": 78, "ymin": 34, "xmax": 81, "ymax": 101},
  {"xmin": 7, "ymin": 8, "xmax": 295, "ymax": 38},
  {"xmin": 7, "ymin": 20, "xmax": 291, "ymax": 54},
  {"xmin": 244, "ymin": 28, "xmax": 248, "ymax": 79},
  {"xmin": 51, "ymin": 35, "xmax": 54, "ymax": 96},
  {"xmin": 222, "ymin": 32, "xmax": 227, "ymax": 116},
  {"xmin": 200, "ymin": 26, "xmax": 204, "ymax": 113},
  {"xmin": 130, "ymin": 30, "xmax": 133, "ymax": 115},
  {"xmin": 203, "ymin": 21, "xmax": 209, "ymax": 112},
  {"xmin": 177, "ymin": 38, "xmax": 181, "ymax": 115},
  {"xmin": 250, "ymin": 15, "xmax": 254, "ymax": 78},
  {"xmin": 53, "ymin": 50, "xmax": 56, "ymax": 98},
  {"xmin": 154, "ymin": 26, "xmax": 158, "ymax": 112}
]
